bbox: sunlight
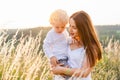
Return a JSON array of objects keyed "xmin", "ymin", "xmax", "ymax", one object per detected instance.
[{"xmin": 0, "ymin": 0, "xmax": 120, "ymax": 29}]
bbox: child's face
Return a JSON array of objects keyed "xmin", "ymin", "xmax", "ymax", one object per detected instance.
[{"xmin": 53, "ymin": 23, "xmax": 66, "ymax": 33}]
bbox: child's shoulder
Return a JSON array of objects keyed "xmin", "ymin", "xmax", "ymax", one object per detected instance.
[
  {"xmin": 63, "ymin": 29, "xmax": 69, "ymax": 36},
  {"xmin": 47, "ymin": 28, "xmax": 54, "ymax": 35}
]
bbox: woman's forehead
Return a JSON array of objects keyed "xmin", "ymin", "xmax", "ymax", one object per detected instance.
[{"xmin": 69, "ymin": 18, "xmax": 76, "ymax": 26}]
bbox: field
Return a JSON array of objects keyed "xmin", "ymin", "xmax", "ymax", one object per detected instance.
[{"xmin": 0, "ymin": 25, "xmax": 120, "ymax": 80}]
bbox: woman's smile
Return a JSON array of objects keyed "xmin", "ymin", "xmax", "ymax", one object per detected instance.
[{"xmin": 70, "ymin": 32, "xmax": 74, "ymax": 36}]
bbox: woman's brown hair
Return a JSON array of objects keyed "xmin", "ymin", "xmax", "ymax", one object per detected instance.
[{"xmin": 70, "ymin": 11, "xmax": 102, "ymax": 67}]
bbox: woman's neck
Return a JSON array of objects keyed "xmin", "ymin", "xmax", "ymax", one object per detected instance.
[{"xmin": 70, "ymin": 38, "xmax": 83, "ymax": 48}]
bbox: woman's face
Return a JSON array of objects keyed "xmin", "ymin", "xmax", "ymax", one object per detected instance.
[{"xmin": 69, "ymin": 18, "xmax": 79, "ymax": 39}]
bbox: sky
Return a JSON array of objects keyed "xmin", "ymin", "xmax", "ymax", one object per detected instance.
[{"xmin": 0, "ymin": 0, "xmax": 120, "ymax": 29}]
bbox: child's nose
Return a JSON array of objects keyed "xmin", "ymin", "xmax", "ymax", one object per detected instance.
[{"xmin": 59, "ymin": 28, "xmax": 63, "ymax": 31}]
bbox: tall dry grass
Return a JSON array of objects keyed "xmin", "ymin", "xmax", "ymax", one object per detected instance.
[
  {"xmin": 0, "ymin": 30, "xmax": 52, "ymax": 80},
  {"xmin": 0, "ymin": 30, "xmax": 120, "ymax": 80},
  {"xmin": 92, "ymin": 38, "xmax": 120, "ymax": 80}
]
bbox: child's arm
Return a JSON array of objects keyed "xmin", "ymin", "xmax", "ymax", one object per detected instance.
[
  {"xmin": 43, "ymin": 33, "xmax": 58, "ymax": 67},
  {"xmin": 43, "ymin": 32, "xmax": 54, "ymax": 58},
  {"xmin": 50, "ymin": 56, "xmax": 58, "ymax": 67}
]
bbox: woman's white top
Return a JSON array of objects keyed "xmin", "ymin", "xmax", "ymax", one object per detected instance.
[{"xmin": 68, "ymin": 46, "xmax": 92, "ymax": 80}]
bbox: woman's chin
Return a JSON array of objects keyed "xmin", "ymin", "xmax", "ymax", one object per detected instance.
[{"xmin": 70, "ymin": 36, "xmax": 75, "ymax": 39}]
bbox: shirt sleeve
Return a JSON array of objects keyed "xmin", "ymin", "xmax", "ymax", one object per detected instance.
[{"xmin": 43, "ymin": 32, "xmax": 54, "ymax": 58}]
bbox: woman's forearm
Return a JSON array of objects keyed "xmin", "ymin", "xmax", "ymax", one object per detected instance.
[
  {"xmin": 61, "ymin": 67, "xmax": 79, "ymax": 76},
  {"xmin": 52, "ymin": 65, "xmax": 92, "ymax": 77},
  {"xmin": 61, "ymin": 67, "xmax": 92, "ymax": 78}
]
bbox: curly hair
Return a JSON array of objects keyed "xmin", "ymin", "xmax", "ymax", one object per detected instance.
[{"xmin": 49, "ymin": 9, "xmax": 69, "ymax": 26}]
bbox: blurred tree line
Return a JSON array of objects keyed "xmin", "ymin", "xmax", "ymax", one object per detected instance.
[{"xmin": 1, "ymin": 24, "xmax": 120, "ymax": 48}]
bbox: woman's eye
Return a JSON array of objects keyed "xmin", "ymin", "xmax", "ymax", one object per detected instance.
[
  {"xmin": 71, "ymin": 26, "xmax": 76, "ymax": 29},
  {"xmin": 73, "ymin": 27, "xmax": 76, "ymax": 29}
]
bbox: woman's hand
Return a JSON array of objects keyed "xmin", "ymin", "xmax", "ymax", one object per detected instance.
[
  {"xmin": 73, "ymin": 68, "xmax": 92, "ymax": 78},
  {"xmin": 51, "ymin": 65, "xmax": 64, "ymax": 75},
  {"xmin": 72, "ymin": 69, "xmax": 82, "ymax": 77}
]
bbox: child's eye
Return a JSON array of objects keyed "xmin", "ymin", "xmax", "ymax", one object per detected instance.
[{"xmin": 56, "ymin": 27, "xmax": 59, "ymax": 28}]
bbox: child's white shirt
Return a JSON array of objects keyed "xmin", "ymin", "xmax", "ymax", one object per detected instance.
[{"xmin": 43, "ymin": 28, "xmax": 69, "ymax": 59}]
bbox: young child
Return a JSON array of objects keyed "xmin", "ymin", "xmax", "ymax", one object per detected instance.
[{"xmin": 43, "ymin": 9, "xmax": 69, "ymax": 80}]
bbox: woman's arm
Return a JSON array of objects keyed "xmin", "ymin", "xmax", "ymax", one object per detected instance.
[
  {"xmin": 51, "ymin": 66, "xmax": 77, "ymax": 76},
  {"xmin": 52, "ymin": 55, "xmax": 92, "ymax": 78},
  {"xmin": 73, "ymin": 55, "xmax": 93, "ymax": 77}
]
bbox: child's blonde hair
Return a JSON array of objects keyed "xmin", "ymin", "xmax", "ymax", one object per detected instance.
[{"xmin": 49, "ymin": 9, "xmax": 69, "ymax": 26}]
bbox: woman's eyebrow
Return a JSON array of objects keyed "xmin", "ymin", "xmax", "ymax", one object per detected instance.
[{"xmin": 72, "ymin": 25, "xmax": 75, "ymax": 28}]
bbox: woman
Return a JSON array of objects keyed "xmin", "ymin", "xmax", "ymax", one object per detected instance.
[{"xmin": 51, "ymin": 11, "xmax": 102, "ymax": 80}]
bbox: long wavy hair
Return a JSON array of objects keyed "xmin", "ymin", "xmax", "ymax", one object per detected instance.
[{"xmin": 70, "ymin": 11, "xmax": 102, "ymax": 67}]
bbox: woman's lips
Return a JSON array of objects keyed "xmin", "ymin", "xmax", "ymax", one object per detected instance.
[{"xmin": 70, "ymin": 33, "xmax": 74, "ymax": 36}]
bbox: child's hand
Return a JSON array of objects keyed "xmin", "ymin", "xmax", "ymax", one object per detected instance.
[
  {"xmin": 50, "ymin": 56, "xmax": 58, "ymax": 67},
  {"xmin": 71, "ymin": 39, "xmax": 77, "ymax": 44}
]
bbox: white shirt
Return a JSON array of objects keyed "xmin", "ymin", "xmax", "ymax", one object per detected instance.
[
  {"xmin": 43, "ymin": 28, "xmax": 69, "ymax": 59},
  {"xmin": 68, "ymin": 46, "xmax": 92, "ymax": 80}
]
